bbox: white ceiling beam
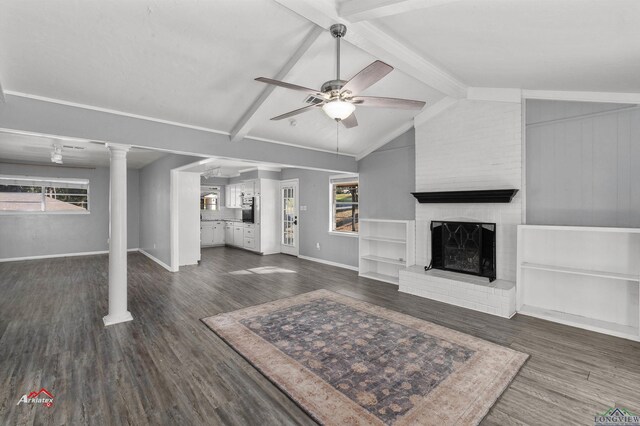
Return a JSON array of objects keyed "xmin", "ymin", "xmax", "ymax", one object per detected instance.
[
  {"xmin": 339, "ymin": 0, "xmax": 463, "ymax": 22},
  {"xmin": 229, "ymin": 25, "xmax": 323, "ymax": 142},
  {"xmin": 522, "ymin": 89, "xmax": 640, "ymax": 105},
  {"xmin": 272, "ymin": 0, "xmax": 467, "ymax": 98}
]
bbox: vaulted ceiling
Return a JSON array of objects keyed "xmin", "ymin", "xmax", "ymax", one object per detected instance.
[{"xmin": 0, "ymin": 0, "xmax": 638, "ymax": 158}]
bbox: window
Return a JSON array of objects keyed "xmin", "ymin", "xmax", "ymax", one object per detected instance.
[
  {"xmin": 201, "ymin": 193, "xmax": 219, "ymax": 211},
  {"xmin": 0, "ymin": 175, "xmax": 89, "ymax": 213},
  {"xmin": 330, "ymin": 177, "xmax": 358, "ymax": 234}
]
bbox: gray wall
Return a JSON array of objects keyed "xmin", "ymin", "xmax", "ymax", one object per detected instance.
[
  {"xmin": 357, "ymin": 128, "xmax": 415, "ymax": 220},
  {"xmin": 281, "ymin": 168, "xmax": 359, "ymax": 268},
  {"xmin": 526, "ymin": 100, "xmax": 640, "ymax": 227},
  {"xmin": 139, "ymin": 153, "xmax": 200, "ymax": 266},
  {"xmin": 0, "ymin": 162, "xmax": 140, "ymax": 259}
]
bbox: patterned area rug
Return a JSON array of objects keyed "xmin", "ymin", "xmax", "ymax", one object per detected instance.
[{"xmin": 202, "ymin": 290, "xmax": 528, "ymax": 425}]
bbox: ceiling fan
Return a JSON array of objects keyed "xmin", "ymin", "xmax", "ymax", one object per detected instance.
[{"xmin": 255, "ymin": 24, "xmax": 426, "ymax": 128}]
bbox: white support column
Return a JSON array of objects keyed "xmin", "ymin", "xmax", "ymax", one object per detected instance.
[{"xmin": 103, "ymin": 143, "xmax": 133, "ymax": 326}]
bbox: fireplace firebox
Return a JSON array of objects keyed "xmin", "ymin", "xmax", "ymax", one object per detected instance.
[{"xmin": 429, "ymin": 221, "xmax": 496, "ymax": 281}]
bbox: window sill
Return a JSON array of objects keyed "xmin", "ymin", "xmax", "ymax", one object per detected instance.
[
  {"xmin": 0, "ymin": 210, "xmax": 91, "ymax": 216},
  {"xmin": 328, "ymin": 231, "xmax": 358, "ymax": 238}
]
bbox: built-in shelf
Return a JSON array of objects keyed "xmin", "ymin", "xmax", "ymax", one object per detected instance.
[
  {"xmin": 521, "ymin": 262, "xmax": 640, "ymax": 282},
  {"xmin": 359, "ymin": 271, "xmax": 399, "ymax": 285},
  {"xmin": 518, "ymin": 305, "xmax": 640, "ymax": 342},
  {"xmin": 359, "ymin": 219, "xmax": 415, "ymax": 285},
  {"xmin": 517, "ymin": 225, "xmax": 640, "ymax": 342},
  {"xmin": 361, "ymin": 255, "xmax": 406, "ymax": 266},
  {"xmin": 361, "ymin": 236, "xmax": 407, "ymax": 244}
]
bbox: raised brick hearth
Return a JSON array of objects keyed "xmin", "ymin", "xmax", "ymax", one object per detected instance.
[{"xmin": 399, "ymin": 266, "xmax": 516, "ymax": 318}]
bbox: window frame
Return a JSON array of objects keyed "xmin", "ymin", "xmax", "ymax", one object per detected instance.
[
  {"xmin": 329, "ymin": 175, "xmax": 359, "ymax": 236},
  {"xmin": 0, "ymin": 174, "xmax": 91, "ymax": 215}
]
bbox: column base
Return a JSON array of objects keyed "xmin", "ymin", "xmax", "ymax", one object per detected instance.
[{"xmin": 103, "ymin": 311, "xmax": 134, "ymax": 327}]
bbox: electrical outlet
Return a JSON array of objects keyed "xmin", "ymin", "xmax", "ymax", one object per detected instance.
[{"xmin": 316, "ymin": 242, "xmax": 321, "ymax": 250}]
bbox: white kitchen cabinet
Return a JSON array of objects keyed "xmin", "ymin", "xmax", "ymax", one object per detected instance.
[
  {"xmin": 201, "ymin": 221, "xmax": 224, "ymax": 246},
  {"xmin": 225, "ymin": 184, "xmax": 245, "ymax": 208},
  {"xmin": 224, "ymin": 222, "xmax": 234, "ymax": 245},
  {"xmin": 200, "ymin": 223, "xmax": 214, "ymax": 246},
  {"xmin": 233, "ymin": 225, "xmax": 244, "ymax": 246},
  {"xmin": 213, "ymin": 221, "xmax": 225, "ymax": 245},
  {"xmin": 243, "ymin": 237, "xmax": 257, "ymax": 250}
]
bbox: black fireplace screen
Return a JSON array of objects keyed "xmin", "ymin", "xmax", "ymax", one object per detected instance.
[{"xmin": 430, "ymin": 221, "xmax": 496, "ymax": 281}]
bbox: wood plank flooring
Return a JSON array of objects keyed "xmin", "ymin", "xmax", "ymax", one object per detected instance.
[{"xmin": 0, "ymin": 247, "xmax": 638, "ymax": 425}]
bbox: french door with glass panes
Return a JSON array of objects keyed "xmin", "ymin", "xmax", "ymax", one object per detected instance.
[{"xmin": 280, "ymin": 179, "xmax": 299, "ymax": 256}]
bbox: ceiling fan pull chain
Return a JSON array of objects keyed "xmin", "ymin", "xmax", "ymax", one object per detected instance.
[{"xmin": 336, "ymin": 121, "xmax": 339, "ymax": 155}]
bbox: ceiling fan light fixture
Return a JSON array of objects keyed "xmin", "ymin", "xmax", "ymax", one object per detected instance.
[{"xmin": 322, "ymin": 100, "xmax": 355, "ymax": 120}]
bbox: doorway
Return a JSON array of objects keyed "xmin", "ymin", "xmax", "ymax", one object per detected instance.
[{"xmin": 280, "ymin": 179, "xmax": 299, "ymax": 256}]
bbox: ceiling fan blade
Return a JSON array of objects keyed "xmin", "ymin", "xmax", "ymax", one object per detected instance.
[
  {"xmin": 340, "ymin": 60, "xmax": 393, "ymax": 96},
  {"xmin": 270, "ymin": 104, "xmax": 321, "ymax": 121},
  {"xmin": 255, "ymin": 77, "xmax": 325, "ymax": 97},
  {"xmin": 340, "ymin": 113, "xmax": 358, "ymax": 128},
  {"xmin": 352, "ymin": 96, "xmax": 426, "ymax": 110}
]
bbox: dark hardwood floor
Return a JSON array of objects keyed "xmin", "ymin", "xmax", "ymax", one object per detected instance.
[{"xmin": 0, "ymin": 247, "xmax": 638, "ymax": 425}]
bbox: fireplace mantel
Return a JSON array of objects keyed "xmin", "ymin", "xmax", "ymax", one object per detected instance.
[{"xmin": 411, "ymin": 189, "xmax": 518, "ymax": 204}]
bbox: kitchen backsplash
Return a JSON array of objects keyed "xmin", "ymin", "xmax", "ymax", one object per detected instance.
[{"xmin": 201, "ymin": 207, "xmax": 241, "ymax": 221}]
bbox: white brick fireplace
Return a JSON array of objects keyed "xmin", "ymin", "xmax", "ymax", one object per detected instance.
[{"xmin": 399, "ymin": 99, "xmax": 523, "ymax": 317}]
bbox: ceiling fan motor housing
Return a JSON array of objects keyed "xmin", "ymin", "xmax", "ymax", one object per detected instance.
[
  {"xmin": 321, "ymin": 79, "xmax": 348, "ymax": 96},
  {"xmin": 329, "ymin": 24, "xmax": 347, "ymax": 39}
]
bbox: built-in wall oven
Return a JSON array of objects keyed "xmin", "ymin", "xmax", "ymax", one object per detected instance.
[{"xmin": 241, "ymin": 196, "xmax": 255, "ymax": 223}]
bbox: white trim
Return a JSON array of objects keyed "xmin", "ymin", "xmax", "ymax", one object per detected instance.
[
  {"xmin": 328, "ymin": 230, "xmax": 359, "ymax": 238},
  {"xmin": 355, "ymin": 121, "xmax": 414, "ymax": 161},
  {"xmin": 279, "ymin": 178, "xmax": 300, "ymax": 256},
  {"xmin": 298, "ymin": 255, "xmax": 359, "ymax": 272},
  {"xmin": 521, "ymin": 97, "xmax": 527, "ymax": 225},
  {"xmin": 467, "ymin": 87, "xmax": 522, "ymax": 103},
  {"xmin": 526, "ymin": 104, "xmax": 640, "ymax": 128},
  {"xmin": 237, "ymin": 165, "xmax": 283, "ymax": 174},
  {"xmin": 0, "ymin": 248, "xmax": 139, "ymax": 263},
  {"xmin": 169, "ymin": 170, "xmax": 179, "ymax": 271},
  {"xmin": 230, "ymin": 26, "xmax": 323, "ymax": 142},
  {"xmin": 103, "ymin": 311, "xmax": 134, "ymax": 326},
  {"xmin": 329, "ymin": 173, "xmax": 359, "ymax": 180},
  {"xmin": 413, "ymin": 96, "xmax": 458, "ymax": 127},
  {"xmin": 139, "ymin": 249, "xmax": 177, "ymax": 272},
  {"xmin": 522, "ymin": 89, "xmax": 640, "ymax": 104}
]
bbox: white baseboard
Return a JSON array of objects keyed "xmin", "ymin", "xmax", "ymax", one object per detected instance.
[
  {"xmin": 0, "ymin": 248, "xmax": 139, "ymax": 263},
  {"xmin": 139, "ymin": 249, "xmax": 177, "ymax": 272},
  {"xmin": 298, "ymin": 255, "xmax": 359, "ymax": 272}
]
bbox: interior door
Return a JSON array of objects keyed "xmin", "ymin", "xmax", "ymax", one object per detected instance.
[{"xmin": 280, "ymin": 179, "xmax": 299, "ymax": 256}]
